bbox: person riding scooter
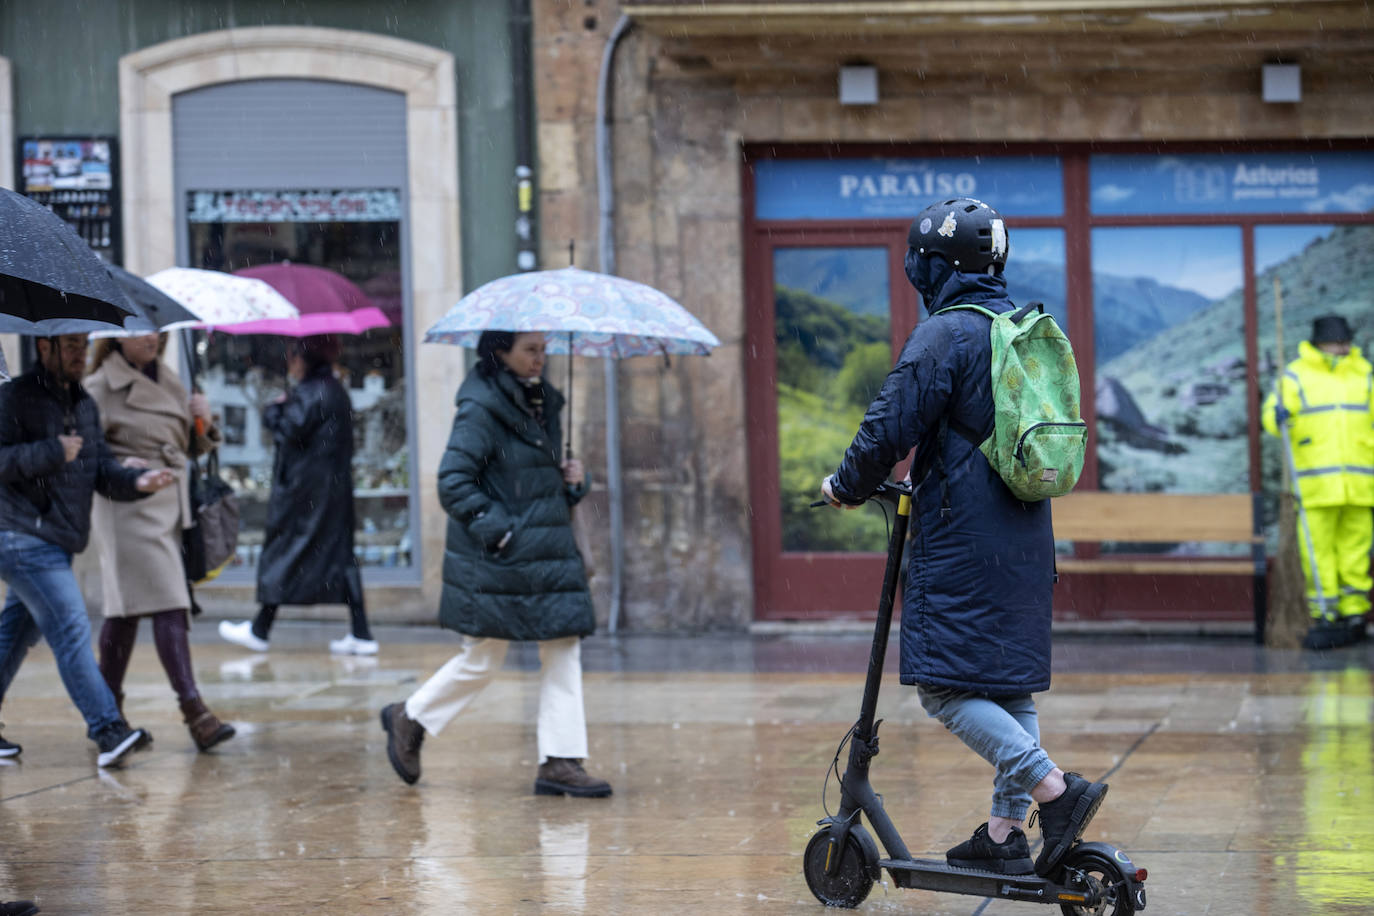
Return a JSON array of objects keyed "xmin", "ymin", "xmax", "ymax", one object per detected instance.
[{"xmin": 821, "ymin": 197, "xmax": 1108, "ymax": 877}]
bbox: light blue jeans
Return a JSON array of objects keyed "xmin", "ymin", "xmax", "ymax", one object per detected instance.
[
  {"xmin": 0, "ymin": 530, "xmax": 123, "ymax": 739},
  {"xmin": 918, "ymin": 685, "xmax": 1057, "ymax": 821}
]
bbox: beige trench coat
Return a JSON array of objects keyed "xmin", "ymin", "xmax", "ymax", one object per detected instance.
[{"xmin": 86, "ymin": 354, "xmax": 214, "ymax": 617}]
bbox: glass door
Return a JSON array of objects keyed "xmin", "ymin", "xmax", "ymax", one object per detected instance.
[{"xmin": 747, "ymin": 227, "xmax": 916, "ymax": 619}]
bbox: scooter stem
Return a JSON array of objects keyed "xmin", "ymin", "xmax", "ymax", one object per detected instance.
[
  {"xmin": 831, "ymin": 487, "xmax": 915, "ymax": 868},
  {"xmin": 855, "ymin": 490, "xmax": 911, "ymax": 742}
]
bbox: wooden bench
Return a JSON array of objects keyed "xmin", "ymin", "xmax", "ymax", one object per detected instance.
[{"xmin": 1051, "ymin": 492, "xmax": 1266, "ymax": 639}]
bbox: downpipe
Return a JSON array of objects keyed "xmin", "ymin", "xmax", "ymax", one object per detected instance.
[{"xmin": 597, "ymin": 15, "xmax": 633, "ymax": 633}]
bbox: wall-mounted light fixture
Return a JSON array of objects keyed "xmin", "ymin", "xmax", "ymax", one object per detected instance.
[
  {"xmin": 839, "ymin": 64, "xmax": 879, "ymax": 106},
  {"xmin": 1262, "ymin": 63, "xmax": 1301, "ymax": 103}
]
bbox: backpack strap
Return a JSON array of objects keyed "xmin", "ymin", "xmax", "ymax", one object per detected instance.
[
  {"xmin": 928, "ymin": 302, "xmax": 1005, "ymax": 520},
  {"xmin": 1010, "ymin": 301, "xmax": 1045, "ymax": 322}
]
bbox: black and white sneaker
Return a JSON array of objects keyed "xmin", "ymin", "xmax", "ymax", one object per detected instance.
[
  {"xmin": 0, "ymin": 725, "xmax": 20, "ymax": 758},
  {"xmin": 94, "ymin": 722, "xmax": 152, "ymax": 768}
]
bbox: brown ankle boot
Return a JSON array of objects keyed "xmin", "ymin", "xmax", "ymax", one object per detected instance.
[
  {"xmin": 180, "ymin": 697, "xmax": 235, "ymax": 752},
  {"xmin": 380, "ymin": 703, "xmax": 424, "ymax": 785},
  {"xmin": 534, "ymin": 757, "xmax": 613, "ymax": 798}
]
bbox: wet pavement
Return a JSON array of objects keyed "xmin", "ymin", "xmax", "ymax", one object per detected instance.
[{"xmin": 2, "ymin": 623, "xmax": 1372, "ymax": 915}]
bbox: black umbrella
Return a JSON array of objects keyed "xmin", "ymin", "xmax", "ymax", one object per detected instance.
[
  {"xmin": 104, "ymin": 264, "xmax": 197, "ymax": 330},
  {"xmin": 0, "ymin": 187, "xmax": 141, "ymax": 334}
]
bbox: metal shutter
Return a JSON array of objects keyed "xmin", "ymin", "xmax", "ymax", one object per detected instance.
[{"xmin": 172, "ymin": 78, "xmax": 407, "ymax": 261}]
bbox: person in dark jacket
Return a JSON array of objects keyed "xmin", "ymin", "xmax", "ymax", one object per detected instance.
[
  {"xmin": 821, "ymin": 199, "xmax": 1107, "ymax": 877},
  {"xmin": 379, "ymin": 330, "xmax": 610, "ymax": 798},
  {"xmin": 218, "ymin": 334, "xmax": 375, "ymax": 655},
  {"xmin": 0, "ymin": 334, "xmax": 174, "ymax": 768}
]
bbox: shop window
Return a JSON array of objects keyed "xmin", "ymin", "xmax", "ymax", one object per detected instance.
[
  {"xmin": 774, "ymin": 246, "xmax": 891, "ymax": 552},
  {"xmin": 1092, "ymin": 225, "xmax": 1247, "ymax": 499},
  {"xmin": 187, "ymin": 192, "xmax": 411, "ymax": 570}
]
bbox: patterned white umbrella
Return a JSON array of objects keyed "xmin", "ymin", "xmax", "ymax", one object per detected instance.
[
  {"xmin": 424, "ymin": 267, "xmax": 719, "ymax": 356},
  {"xmin": 145, "ymin": 267, "xmax": 299, "ymax": 329},
  {"xmin": 426, "ymin": 266, "xmax": 719, "ymax": 462}
]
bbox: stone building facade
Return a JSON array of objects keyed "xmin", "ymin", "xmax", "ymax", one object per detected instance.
[{"xmin": 534, "ymin": 0, "xmax": 1374, "ymax": 630}]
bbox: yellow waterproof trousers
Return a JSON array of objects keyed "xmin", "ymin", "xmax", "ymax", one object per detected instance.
[{"xmin": 1297, "ymin": 505, "xmax": 1373, "ymax": 621}]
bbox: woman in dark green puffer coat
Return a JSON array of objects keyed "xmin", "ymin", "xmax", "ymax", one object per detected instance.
[{"xmin": 379, "ymin": 331, "xmax": 611, "ymax": 798}]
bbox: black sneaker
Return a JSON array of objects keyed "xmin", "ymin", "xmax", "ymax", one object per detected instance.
[
  {"xmin": 0, "ymin": 900, "xmax": 40, "ymax": 916},
  {"xmin": 0, "ymin": 725, "xmax": 20, "ymax": 758},
  {"xmin": 1030, "ymin": 772, "xmax": 1109, "ymax": 875},
  {"xmin": 946, "ymin": 823, "xmax": 1034, "ymax": 874},
  {"xmin": 94, "ymin": 722, "xmax": 152, "ymax": 768}
]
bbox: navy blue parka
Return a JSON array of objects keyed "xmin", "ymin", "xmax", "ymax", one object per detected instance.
[{"xmin": 829, "ymin": 263, "xmax": 1055, "ymax": 696}]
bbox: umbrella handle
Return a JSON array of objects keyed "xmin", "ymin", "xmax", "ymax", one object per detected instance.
[{"xmin": 565, "ymin": 330, "xmax": 574, "ymax": 459}]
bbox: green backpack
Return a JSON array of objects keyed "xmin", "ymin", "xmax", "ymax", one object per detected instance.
[{"xmin": 942, "ymin": 302, "xmax": 1087, "ymax": 501}]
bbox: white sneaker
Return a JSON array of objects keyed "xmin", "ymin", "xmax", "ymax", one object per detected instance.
[
  {"xmin": 219, "ymin": 620, "xmax": 269, "ymax": 652},
  {"xmin": 329, "ymin": 634, "xmax": 379, "ymax": 656}
]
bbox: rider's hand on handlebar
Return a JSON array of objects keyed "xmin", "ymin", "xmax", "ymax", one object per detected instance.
[{"xmin": 821, "ymin": 475, "xmax": 861, "ymax": 510}]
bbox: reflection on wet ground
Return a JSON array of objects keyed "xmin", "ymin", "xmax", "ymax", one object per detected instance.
[{"xmin": 2, "ymin": 624, "xmax": 1371, "ymax": 915}]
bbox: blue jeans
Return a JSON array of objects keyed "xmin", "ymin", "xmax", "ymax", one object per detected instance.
[
  {"xmin": 918, "ymin": 686, "xmax": 1057, "ymax": 821},
  {"xmin": 0, "ymin": 530, "xmax": 122, "ymax": 739}
]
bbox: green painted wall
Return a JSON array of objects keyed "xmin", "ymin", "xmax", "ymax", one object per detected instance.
[{"xmin": 0, "ymin": 0, "xmax": 521, "ymax": 289}]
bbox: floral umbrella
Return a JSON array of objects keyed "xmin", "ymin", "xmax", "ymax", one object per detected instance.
[
  {"xmin": 145, "ymin": 267, "xmax": 300, "ymax": 328},
  {"xmin": 425, "ymin": 266, "xmax": 719, "ymax": 459},
  {"xmin": 424, "ymin": 266, "xmax": 719, "ymax": 357}
]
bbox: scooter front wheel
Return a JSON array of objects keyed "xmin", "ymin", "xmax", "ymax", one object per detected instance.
[
  {"xmin": 803, "ymin": 825, "xmax": 875, "ymax": 908},
  {"xmin": 1057, "ymin": 847, "xmax": 1137, "ymax": 916}
]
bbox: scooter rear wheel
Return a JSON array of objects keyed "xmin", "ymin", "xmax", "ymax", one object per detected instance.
[
  {"xmin": 1057, "ymin": 848, "xmax": 1136, "ymax": 916},
  {"xmin": 803, "ymin": 826, "xmax": 875, "ymax": 908}
]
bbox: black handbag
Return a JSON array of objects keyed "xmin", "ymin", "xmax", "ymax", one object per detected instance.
[{"xmin": 183, "ymin": 446, "xmax": 240, "ymax": 586}]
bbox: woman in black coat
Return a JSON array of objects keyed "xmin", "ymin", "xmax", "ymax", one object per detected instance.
[
  {"xmin": 378, "ymin": 331, "xmax": 610, "ymax": 798},
  {"xmin": 218, "ymin": 335, "xmax": 375, "ymax": 655}
]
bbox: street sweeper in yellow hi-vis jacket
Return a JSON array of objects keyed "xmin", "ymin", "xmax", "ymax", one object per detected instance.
[{"xmin": 1263, "ymin": 314, "xmax": 1374, "ymax": 650}]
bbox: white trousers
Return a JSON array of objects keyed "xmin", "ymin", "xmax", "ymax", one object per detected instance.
[{"xmin": 404, "ymin": 635, "xmax": 588, "ymax": 763}]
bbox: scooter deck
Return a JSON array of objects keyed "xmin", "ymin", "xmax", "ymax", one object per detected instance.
[{"xmin": 878, "ymin": 858, "xmax": 1075, "ymax": 904}]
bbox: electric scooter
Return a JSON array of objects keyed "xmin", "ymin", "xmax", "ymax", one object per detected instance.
[{"xmin": 802, "ymin": 481, "xmax": 1148, "ymax": 914}]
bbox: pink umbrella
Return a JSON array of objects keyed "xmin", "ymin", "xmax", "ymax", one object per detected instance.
[{"xmin": 216, "ymin": 262, "xmax": 390, "ymax": 336}]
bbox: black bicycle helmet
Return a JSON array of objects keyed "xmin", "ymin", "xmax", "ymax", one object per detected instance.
[{"xmin": 906, "ymin": 198, "xmax": 1009, "ymax": 274}]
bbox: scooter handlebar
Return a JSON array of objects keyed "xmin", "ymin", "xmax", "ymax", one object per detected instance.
[{"xmin": 810, "ymin": 480, "xmax": 912, "ymax": 509}]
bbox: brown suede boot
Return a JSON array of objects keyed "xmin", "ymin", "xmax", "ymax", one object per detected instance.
[
  {"xmin": 180, "ymin": 697, "xmax": 235, "ymax": 752},
  {"xmin": 534, "ymin": 757, "xmax": 613, "ymax": 798},
  {"xmin": 380, "ymin": 703, "xmax": 424, "ymax": 785}
]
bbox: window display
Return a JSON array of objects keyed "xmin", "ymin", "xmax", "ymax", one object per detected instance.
[{"xmin": 186, "ymin": 190, "xmax": 413, "ymax": 571}]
